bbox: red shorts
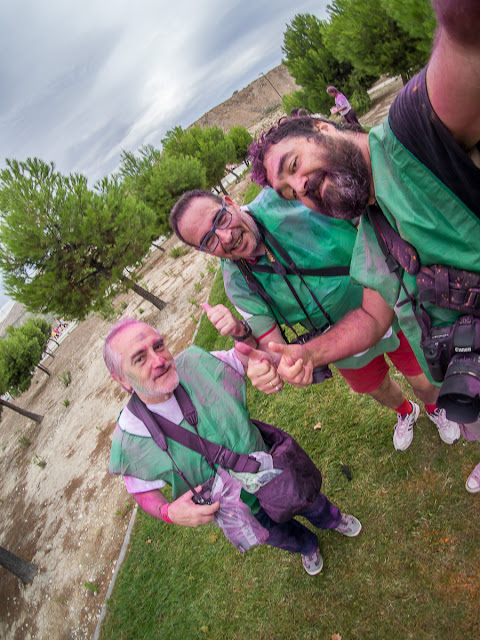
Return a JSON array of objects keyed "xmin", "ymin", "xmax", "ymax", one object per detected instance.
[{"xmin": 336, "ymin": 331, "xmax": 423, "ymax": 394}]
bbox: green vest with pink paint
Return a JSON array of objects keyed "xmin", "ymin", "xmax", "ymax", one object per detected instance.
[
  {"xmin": 109, "ymin": 346, "xmax": 267, "ymax": 511},
  {"xmin": 222, "ymin": 187, "xmax": 400, "ymax": 369},
  {"xmin": 350, "ymin": 120, "xmax": 480, "ymax": 385}
]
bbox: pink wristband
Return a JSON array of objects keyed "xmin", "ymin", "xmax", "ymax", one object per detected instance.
[{"xmin": 160, "ymin": 503, "xmax": 173, "ymax": 524}]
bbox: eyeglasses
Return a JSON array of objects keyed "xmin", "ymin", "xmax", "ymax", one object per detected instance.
[{"xmin": 198, "ymin": 201, "xmax": 232, "ymax": 253}]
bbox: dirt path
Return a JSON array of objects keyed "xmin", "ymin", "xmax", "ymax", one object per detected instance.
[
  {"xmin": 0, "ymin": 79, "xmax": 402, "ymax": 640},
  {"xmin": 0, "ymin": 236, "xmax": 222, "ymax": 640}
]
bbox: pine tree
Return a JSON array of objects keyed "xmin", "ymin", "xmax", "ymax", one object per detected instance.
[{"xmin": 0, "ymin": 158, "xmax": 165, "ymax": 320}]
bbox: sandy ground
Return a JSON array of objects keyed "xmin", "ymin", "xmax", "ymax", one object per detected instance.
[
  {"xmin": 0, "ymin": 235, "xmax": 223, "ymax": 640},
  {"xmin": 0, "ymin": 80, "xmax": 402, "ymax": 640}
]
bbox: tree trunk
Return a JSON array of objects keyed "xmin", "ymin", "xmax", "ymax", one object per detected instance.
[
  {"xmin": 0, "ymin": 546, "xmax": 37, "ymax": 584},
  {"xmin": 0, "ymin": 398, "xmax": 43, "ymax": 423},
  {"xmin": 36, "ymin": 363, "xmax": 51, "ymax": 376},
  {"xmin": 227, "ymin": 168, "xmax": 239, "ymax": 178},
  {"xmin": 122, "ymin": 276, "xmax": 167, "ymax": 311},
  {"xmin": 44, "ymin": 349, "xmax": 55, "ymax": 358},
  {"xmin": 151, "ymin": 242, "xmax": 165, "ymax": 252},
  {"xmin": 218, "ymin": 182, "xmax": 228, "ymax": 196}
]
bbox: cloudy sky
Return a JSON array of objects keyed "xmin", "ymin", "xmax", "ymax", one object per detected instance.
[{"xmin": 0, "ymin": 0, "xmax": 329, "ymax": 309}]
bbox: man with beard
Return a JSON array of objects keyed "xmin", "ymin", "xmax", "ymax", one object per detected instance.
[
  {"xmin": 169, "ymin": 189, "xmax": 460, "ymax": 451},
  {"xmin": 248, "ymin": 0, "xmax": 480, "ymax": 492},
  {"xmin": 104, "ymin": 318, "xmax": 361, "ymax": 575}
]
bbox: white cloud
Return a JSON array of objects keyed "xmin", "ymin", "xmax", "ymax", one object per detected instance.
[{"xmin": 0, "ymin": 0, "xmax": 327, "ymax": 183}]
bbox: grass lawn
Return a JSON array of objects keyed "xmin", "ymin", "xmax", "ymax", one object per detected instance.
[{"xmin": 100, "ymin": 269, "xmax": 480, "ymax": 640}]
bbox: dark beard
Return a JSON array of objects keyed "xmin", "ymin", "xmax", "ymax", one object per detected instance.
[{"xmin": 305, "ymin": 134, "xmax": 370, "ymax": 220}]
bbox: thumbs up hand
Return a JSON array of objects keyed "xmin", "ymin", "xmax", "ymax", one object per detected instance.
[
  {"xmin": 235, "ymin": 342, "xmax": 283, "ymax": 394},
  {"xmin": 268, "ymin": 342, "xmax": 314, "ymax": 387},
  {"xmin": 202, "ymin": 303, "xmax": 246, "ymax": 337}
]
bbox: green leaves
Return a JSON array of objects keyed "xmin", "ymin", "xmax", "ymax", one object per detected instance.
[
  {"xmin": 0, "ymin": 318, "xmax": 50, "ymax": 397},
  {"xmin": 0, "ymin": 159, "xmax": 157, "ymax": 320},
  {"xmin": 325, "ymin": 0, "xmax": 435, "ymax": 84},
  {"xmin": 282, "ymin": 13, "xmax": 367, "ymax": 114},
  {"xmin": 162, "ymin": 124, "xmax": 235, "ymax": 189}
]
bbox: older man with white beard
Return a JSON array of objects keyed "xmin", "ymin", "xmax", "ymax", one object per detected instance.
[{"xmin": 104, "ymin": 318, "xmax": 361, "ymax": 576}]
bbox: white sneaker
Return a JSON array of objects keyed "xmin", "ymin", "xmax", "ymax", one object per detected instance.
[
  {"xmin": 427, "ymin": 408, "xmax": 460, "ymax": 445},
  {"xmin": 334, "ymin": 513, "xmax": 362, "ymax": 537},
  {"xmin": 301, "ymin": 547, "xmax": 323, "ymax": 575},
  {"xmin": 466, "ymin": 462, "xmax": 480, "ymax": 494},
  {"xmin": 393, "ymin": 401, "xmax": 420, "ymax": 451}
]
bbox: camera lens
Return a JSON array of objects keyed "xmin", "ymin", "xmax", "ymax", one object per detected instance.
[{"xmin": 437, "ymin": 353, "xmax": 480, "ymax": 423}]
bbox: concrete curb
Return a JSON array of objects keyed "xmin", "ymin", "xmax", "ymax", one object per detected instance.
[{"xmin": 93, "ymin": 504, "xmax": 138, "ymax": 640}]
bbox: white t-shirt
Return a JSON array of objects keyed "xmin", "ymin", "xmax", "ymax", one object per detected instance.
[{"xmin": 120, "ymin": 348, "xmax": 244, "ymax": 494}]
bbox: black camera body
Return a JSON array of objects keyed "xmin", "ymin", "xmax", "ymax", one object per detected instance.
[
  {"xmin": 192, "ymin": 477, "xmax": 214, "ymax": 505},
  {"xmin": 290, "ymin": 327, "xmax": 333, "ymax": 385},
  {"xmin": 422, "ymin": 315, "xmax": 480, "ymax": 422}
]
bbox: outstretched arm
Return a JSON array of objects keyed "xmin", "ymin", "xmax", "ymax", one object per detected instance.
[
  {"xmin": 428, "ymin": 0, "xmax": 480, "ymax": 153},
  {"xmin": 270, "ymin": 289, "xmax": 394, "ymax": 385},
  {"xmin": 134, "ymin": 487, "xmax": 219, "ymax": 527}
]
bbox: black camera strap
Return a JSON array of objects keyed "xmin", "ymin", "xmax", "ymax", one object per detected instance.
[
  {"xmin": 367, "ymin": 205, "xmax": 432, "ymax": 343},
  {"xmin": 234, "ymin": 215, "xmax": 350, "ymax": 341},
  {"xmin": 127, "ymin": 387, "xmax": 261, "ymax": 493}
]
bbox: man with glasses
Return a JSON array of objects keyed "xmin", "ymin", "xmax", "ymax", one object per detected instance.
[{"xmin": 170, "ymin": 188, "xmax": 460, "ymax": 452}]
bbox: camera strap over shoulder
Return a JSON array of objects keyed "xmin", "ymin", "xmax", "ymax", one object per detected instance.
[
  {"xmin": 127, "ymin": 387, "xmax": 261, "ymax": 480},
  {"xmin": 366, "ymin": 205, "xmax": 432, "ymax": 341},
  {"xmin": 367, "ymin": 204, "xmax": 480, "ymax": 323},
  {"xmin": 234, "ymin": 215, "xmax": 348, "ymax": 340}
]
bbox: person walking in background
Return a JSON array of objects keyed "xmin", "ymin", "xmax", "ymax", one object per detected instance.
[{"xmin": 327, "ymin": 85, "xmax": 360, "ymax": 126}]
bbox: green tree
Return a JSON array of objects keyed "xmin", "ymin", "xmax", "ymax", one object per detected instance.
[
  {"xmin": 162, "ymin": 125, "xmax": 235, "ymax": 193},
  {"xmin": 1, "ymin": 318, "xmax": 51, "ymax": 395},
  {"xmin": 282, "ymin": 13, "xmax": 372, "ymax": 115},
  {"xmin": 382, "ymin": 0, "xmax": 436, "ymax": 60},
  {"xmin": 0, "ymin": 317, "xmax": 52, "ymax": 422},
  {"xmin": 226, "ymin": 126, "xmax": 253, "ymax": 163},
  {"xmin": 325, "ymin": 0, "xmax": 435, "ymax": 84},
  {"xmin": 120, "ymin": 146, "xmax": 206, "ymax": 236},
  {"xmin": 0, "ymin": 158, "xmax": 165, "ymax": 321},
  {"xmin": 118, "ymin": 144, "xmax": 162, "ymax": 199}
]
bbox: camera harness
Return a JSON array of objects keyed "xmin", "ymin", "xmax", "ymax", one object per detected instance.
[
  {"xmin": 233, "ymin": 216, "xmax": 351, "ymax": 344},
  {"xmin": 127, "ymin": 385, "xmax": 262, "ymax": 502},
  {"xmin": 366, "ymin": 204, "xmax": 480, "ymax": 346}
]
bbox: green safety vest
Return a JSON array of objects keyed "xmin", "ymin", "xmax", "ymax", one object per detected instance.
[
  {"xmin": 109, "ymin": 346, "xmax": 267, "ymax": 510},
  {"xmin": 222, "ymin": 188, "xmax": 400, "ymax": 369},
  {"xmin": 351, "ymin": 119, "xmax": 480, "ymax": 385}
]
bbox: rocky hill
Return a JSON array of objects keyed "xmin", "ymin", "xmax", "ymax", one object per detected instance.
[{"xmin": 193, "ymin": 64, "xmax": 300, "ymax": 132}]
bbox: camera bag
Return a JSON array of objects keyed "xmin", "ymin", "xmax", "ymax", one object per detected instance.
[{"xmin": 367, "ymin": 205, "xmax": 480, "ymax": 320}]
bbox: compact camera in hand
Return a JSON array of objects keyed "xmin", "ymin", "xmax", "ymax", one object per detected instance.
[{"xmin": 192, "ymin": 477, "xmax": 214, "ymax": 505}]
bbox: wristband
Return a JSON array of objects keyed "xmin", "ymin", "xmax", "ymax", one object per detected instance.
[
  {"xmin": 230, "ymin": 319, "xmax": 253, "ymax": 342},
  {"xmin": 160, "ymin": 503, "xmax": 173, "ymax": 524}
]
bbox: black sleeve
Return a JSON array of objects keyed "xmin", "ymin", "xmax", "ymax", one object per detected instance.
[{"xmin": 389, "ymin": 67, "xmax": 480, "ymax": 220}]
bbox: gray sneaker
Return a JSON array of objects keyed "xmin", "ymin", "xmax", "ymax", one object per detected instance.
[
  {"xmin": 335, "ymin": 513, "xmax": 362, "ymax": 537},
  {"xmin": 301, "ymin": 547, "xmax": 323, "ymax": 575}
]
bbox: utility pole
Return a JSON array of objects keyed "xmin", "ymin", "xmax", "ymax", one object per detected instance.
[{"xmin": 259, "ymin": 72, "xmax": 282, "ymax": 99}]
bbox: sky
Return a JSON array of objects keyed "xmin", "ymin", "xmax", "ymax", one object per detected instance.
[{"xmin": 0, "ymin": 0, "xmax": 329, "ymax": 310}]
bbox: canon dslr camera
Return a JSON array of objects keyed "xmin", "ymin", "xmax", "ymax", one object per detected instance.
[{"xmin": 422, "ymin": 315, "xmax": 480, "ymax": 422}]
